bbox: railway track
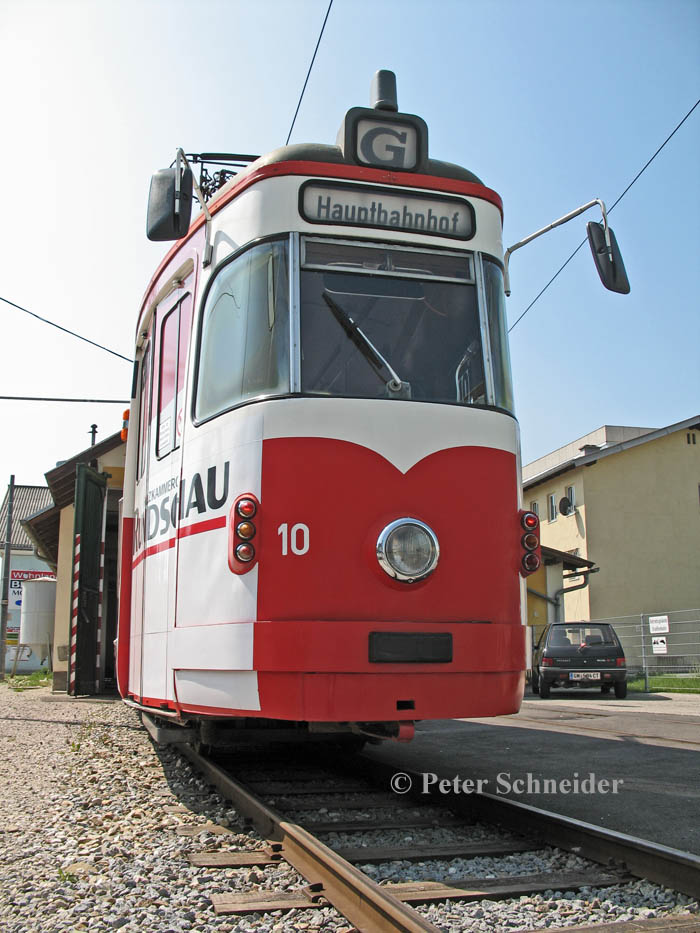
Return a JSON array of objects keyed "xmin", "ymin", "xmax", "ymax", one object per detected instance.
[{"xmin": 143, "ymin": 714, "xmax": 700, "ymax": 932}]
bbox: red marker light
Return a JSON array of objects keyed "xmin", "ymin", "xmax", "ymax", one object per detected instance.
[
  {"xmin": 237, "ymin": 498, "xmax": 257, "ymax": 518},
  {"xmin": 521, "ymin": 512, "xmax": 539, "ymax": 531},
  {"xmin": 236, "ymin": 543, "xmax": 255, "ymax": 562},
  {"xmin": 522, "ymin": 552, "xmax": 540, "ymax": 573}
]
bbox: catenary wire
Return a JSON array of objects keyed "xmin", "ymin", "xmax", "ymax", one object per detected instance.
[
  {"xmin": 0, "ymin": 396, "xmax": 129, "ymax": 404},
  {"xmin": 2, "ymin": 3, "xmax": 334, "ymax": 399},
  {"xmin": 508, "ymin": 97, "xmax": 700, "ymax": 334},
  {"xmin": 285, "ymin": 0, "xmax": 334, "ymax": 146},
  {"xmin": 0, "ymin": 294, "xmax": 133, "ymax": 363}
]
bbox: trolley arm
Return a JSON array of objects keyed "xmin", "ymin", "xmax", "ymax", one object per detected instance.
[
  {"xmin": 503, "ymin": 198, "xmax": 613, "ymax": 297},
  {"xmin": 322, "ymin": 291, "xmax": 410, "ymax": 397}
]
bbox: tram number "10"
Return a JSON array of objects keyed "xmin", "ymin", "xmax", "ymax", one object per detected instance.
[{"xmin": 277, "ymin": 523, "xmax": 310, "ymax": 556}]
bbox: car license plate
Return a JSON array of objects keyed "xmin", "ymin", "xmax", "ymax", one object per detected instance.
[{"xmin": 570, "ymin": 672, "xmax": 599, "ymax": 680}]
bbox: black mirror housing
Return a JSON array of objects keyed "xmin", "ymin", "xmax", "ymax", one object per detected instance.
[
  {"xmin": 147, "ymin": 167, "xmax": 193, "ymax": 241},
  {"xmin": 587, "ymin": 222, "xmax": 630, "ymax": 294}
]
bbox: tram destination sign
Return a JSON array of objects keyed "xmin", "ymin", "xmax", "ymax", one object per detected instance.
[{"xmin": 300, "ymin": 181, "xmax": 475, "ymax": 241}]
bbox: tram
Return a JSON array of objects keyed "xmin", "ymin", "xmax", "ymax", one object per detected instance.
[{"xmin": 116, "ymin": 71, "xmax": 628, "ymax": 744}]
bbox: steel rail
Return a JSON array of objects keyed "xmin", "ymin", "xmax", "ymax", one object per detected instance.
[
  {"xmin": 178, "ymin": 744, "xmax": 438, "ymax": 933},
  {"xmin": 347, "ymin": 756, "xmax": 700, "ymax": 900}
]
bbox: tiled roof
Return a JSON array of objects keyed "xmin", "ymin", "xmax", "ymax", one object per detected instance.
[{"xmin": 0, "ymin": 485, "xmax": 54, "ymax": 551}]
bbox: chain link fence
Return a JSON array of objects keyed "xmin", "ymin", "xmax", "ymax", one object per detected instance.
[{"xmin": 589, "ymin": 608, "xmax": 700, "ymax": 690}]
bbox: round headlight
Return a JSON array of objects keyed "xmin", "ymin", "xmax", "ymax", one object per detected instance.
[{"xmin": 376, "ymin": 518, "xmax": 439, "ymax": 583}]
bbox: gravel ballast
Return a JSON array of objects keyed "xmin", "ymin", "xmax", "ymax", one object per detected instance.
[
  {"xmin": 0, "ymin": 685, "xmax": 348, "ymax": 933},
  {"xmin": 0, "ymin": 683, "xmax": 697, "ymax": 933}
]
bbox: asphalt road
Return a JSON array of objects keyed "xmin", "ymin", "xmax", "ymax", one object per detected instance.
[{"xmin": 363, "ymin": 691, "xmax": 700, "ymax": 856}]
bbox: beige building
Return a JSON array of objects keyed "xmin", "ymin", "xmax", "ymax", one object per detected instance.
[
  {"xmin": 23, "ymin": 433, "xmax": 125, "ymax": 693},
  {"xmin": 523, "ymin": 415, "xmax": 700, "ymax": 621}
]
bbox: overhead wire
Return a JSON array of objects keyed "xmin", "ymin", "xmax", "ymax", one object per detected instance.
[
  {"xmin": 0, "ymin": 294, "xmax": 133, "ymax": 363},
  {"xmin": 2, "ymin": 2, "xmax": 337, "ymax": 372},
  {"xmin": 285, "ymin": 0, "xmax": 334, "ymax": 146},
  {"xmin": 2, "ymin": 4, "xmax": 335, "ymax": 408},
  {"xmin": 0, "ymin": 396, "xmax": 129, "ymax": 404},
  {"xmin": 508, "ymin": 97, "xmax": 700, "ymax": 334}
]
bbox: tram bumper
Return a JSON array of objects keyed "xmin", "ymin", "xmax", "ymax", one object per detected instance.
[{"xmin": 252, "ymin": 619, "xmax": 526, "ymax": 722}]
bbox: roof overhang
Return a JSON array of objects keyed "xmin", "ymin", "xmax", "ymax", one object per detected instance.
[
  {"xmin": 21, "ymin": 503, "xmax": 61, "ymax": 570},
  {"xmin": 541, "ymin": 545, "xmax": 596, "ymax": 573},
  {"xmin": 45, "ymin": 431, "xmax": 124, "ymax": 510}
]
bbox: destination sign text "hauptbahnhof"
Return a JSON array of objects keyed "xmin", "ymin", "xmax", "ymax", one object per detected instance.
[{"xmin": 300, "ymin": 182, "xmax": 475, "ymax": 240}]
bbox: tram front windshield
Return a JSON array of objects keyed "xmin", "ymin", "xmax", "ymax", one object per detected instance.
[{"xmin": 300, "ymin": 240, "xmax": 508, "ymax": 411}]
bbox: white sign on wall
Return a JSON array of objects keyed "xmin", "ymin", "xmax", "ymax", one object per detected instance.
[
  {"xmin": 649, "ymin": 615, "xmax": 669, "ymax": 634},
  {"xmin": 652, "ymin": 635, "xmax": 668, "ymax": 655}
]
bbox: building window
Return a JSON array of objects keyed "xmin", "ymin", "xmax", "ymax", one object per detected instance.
[
  {"xmin": 548, "ymin": 493, "xmax": 557, "ymax": 522},
  {"xmin": 565, "ymin": 485, "xmax": 576, "ymax": 511},
  {"xmin": 529, "ymin": 500, "xmax": 539, "ymax": 517}
]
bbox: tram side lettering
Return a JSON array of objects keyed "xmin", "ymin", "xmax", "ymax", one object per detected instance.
[{"xmin": 134, "ymin": 462, "xmax": 230, "ymax": 550}]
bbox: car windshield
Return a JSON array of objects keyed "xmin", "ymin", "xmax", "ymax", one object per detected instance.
[{"xmin": 548, "ymin": 625, "xmax": 617, "ymax": 648}]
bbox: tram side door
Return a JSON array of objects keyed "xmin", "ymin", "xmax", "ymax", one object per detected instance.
[
  {"xmin": 131, "ymin": 333, "xmax": 153, "ymax": 699},
  {"xmin": 140, "ymin": 284, "xmax": 194, "ymax": 701}
]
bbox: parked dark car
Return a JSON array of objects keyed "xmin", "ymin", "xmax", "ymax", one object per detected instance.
[{"xmin": 532, "ymin": 622, "xmax": 627, "ymax": 699}]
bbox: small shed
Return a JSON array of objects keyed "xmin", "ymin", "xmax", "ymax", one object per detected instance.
[{"xmin": 22, "ymin": 432, "xmax": 125, "ymax": 694}]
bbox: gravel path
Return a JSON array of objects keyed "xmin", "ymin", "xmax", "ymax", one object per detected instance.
[{"xmin": 0, "ymin": 684, "xmax": 697, "ymax": 933}]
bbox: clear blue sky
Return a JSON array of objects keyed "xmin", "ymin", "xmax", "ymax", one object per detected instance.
[{"xmin": 1, "ymin": 0, "xmax": 698, "ymax": 490}]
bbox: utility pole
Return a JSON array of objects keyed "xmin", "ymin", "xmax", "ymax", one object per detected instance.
[{"xmin": 0, "ymin": 475, "xmax": 15, "ymax": 681}]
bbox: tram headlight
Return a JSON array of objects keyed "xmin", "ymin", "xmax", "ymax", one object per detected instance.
[{"xmin": 376, "ymin": 518, "xmax": 439, "ymax": 583}]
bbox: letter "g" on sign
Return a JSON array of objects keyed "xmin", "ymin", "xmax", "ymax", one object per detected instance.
[{"xmin": 356, "ymin": 119, "xmax": 418, "ymax": 169}]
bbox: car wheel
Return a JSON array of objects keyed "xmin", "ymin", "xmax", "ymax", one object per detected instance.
[
  {"xmin": 531, "ymin": 671, "xmax": 539, "ymax": 693},
  {"xmin": 601, "ymin": 685, "xmax": 611, "ymax": 694},
  {"xmin": 614, "ymin": 681, "xmax": 627, "ymax": 699},
  {"xmin": 539, "ymin": 679, "xmax": 550, "ymax": 699}
]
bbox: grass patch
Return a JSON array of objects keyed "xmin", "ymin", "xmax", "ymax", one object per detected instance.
[
  {"xmin": 5, "ymin": 668, "xmax": 53, "ymax": 691},
  {"xmin": 627, "ymin": 674, "xmax": 700, "ymax": 694}
]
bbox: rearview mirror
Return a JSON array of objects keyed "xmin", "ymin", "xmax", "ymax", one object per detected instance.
[
  {"xmin": 586, "ymin": 222, "xmax": 630, "ymax": 294},
  {"xmin": 147, "ymin": 166, "xmax": 193, "ymax": 241}
]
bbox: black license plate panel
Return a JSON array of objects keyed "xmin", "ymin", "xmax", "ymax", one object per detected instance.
[{"xmin": 369, "ymin": 632, "xmax": 453, "ymax": 664}]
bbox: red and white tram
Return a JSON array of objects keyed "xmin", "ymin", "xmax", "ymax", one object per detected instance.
[{"xmin": 116, "ymin": 72, "xmax": 628, "ymax": 743}]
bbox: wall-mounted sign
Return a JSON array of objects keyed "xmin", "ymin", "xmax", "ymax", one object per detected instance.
[
  {"xmin": 300, "ymin": 182, "xmax": 475, "ymax": 240},
  {"xmin": 649, "ymin": 615, "xmax": 669, "ymax": 634},
  {"xmin": 651, "ymin": 635, "xmax": 668, "ymax": 655}
]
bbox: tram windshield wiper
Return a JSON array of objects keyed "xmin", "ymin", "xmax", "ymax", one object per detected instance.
[{"xmin": 322, "ymin": 290, "xmax": 411, "ymax": 398}]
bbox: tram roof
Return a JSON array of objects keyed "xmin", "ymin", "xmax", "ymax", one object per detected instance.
[{"xmin": 210, "ymin": 142, "xmax": 485, "ymax": 207}]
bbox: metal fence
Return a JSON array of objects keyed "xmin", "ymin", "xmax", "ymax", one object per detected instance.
[{"xmin": 589, "ymin": 608, "xmax": 700, "ymax": 688}]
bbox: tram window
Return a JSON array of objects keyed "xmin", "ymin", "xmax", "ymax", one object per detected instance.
[
  {"xmin": 156, "ymin": 294, "xmax": 193, "ymax": 457},
  {"xmin": 482, "ymin": 260, "xmax": 515, "ymax": 414},
  {"xmin": 195, "ymin": 240, "xmax": 290, "ymax": 422},
  {"xmin": 300, "ymin": 241, "xmax": 486, "ymax": 407},
  {"xmin": 137, "ymin": 343, "xmax": 151, "ymax": 481},
  {"xmin": 304, "ymin": 240, "xmax": 473, "ymax": 282}
]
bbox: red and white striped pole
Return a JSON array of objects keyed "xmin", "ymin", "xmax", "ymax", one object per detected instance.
[
  {"xmin": 95, "ymin": 489, "xmax": 108, "ymax": 692},
  {"xmin": 69, "ymin": 534, "xmax": 81, "ymax": 694}
]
